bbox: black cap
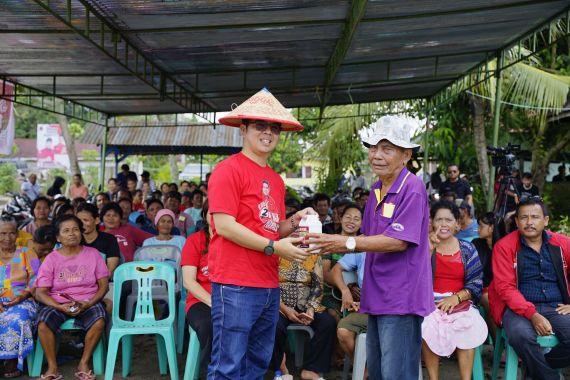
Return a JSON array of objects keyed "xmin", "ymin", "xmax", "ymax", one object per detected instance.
[{"xmin": 140, "ymin": 170, "xmax": 150, "ymax": 178}]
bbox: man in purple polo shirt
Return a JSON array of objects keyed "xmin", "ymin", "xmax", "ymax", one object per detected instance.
[{"xmin": 308, "ymin": 116, "xmax": 434, "ymax": 380}]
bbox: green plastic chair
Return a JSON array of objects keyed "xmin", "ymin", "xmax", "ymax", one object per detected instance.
[
  {"xmin": 29, "ymin": 318, "xmax": 106, "ymax": 377},
  {"xmin": 492, "ymin": 327, "xmax": 560, "ymax": 380},
  {"xmin": 104, "ymin": 261, "xmax": 179, "ymax": 380},
  {"xmin": 177, "ymin": 287, "xmax": 187, "ymax": 353},
  {"xmin": 182, "ymin": 326, "xmax": 201, "ymax": 380}
]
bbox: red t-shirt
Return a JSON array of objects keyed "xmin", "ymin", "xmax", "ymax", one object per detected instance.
[
  {"xmin": 101, "ymin": 224, "xmax": 153, "ymax": 262},
  {"xmin": 181, "ymin": 230, "xmax": 211, "ymax": 313},
  {"xmin": 433, "ymin": 251, "xmax": 465, "ymax": 294},
  {"xmin": 208, "ymin": 152, "xmax": 286, "ymax": 288}
]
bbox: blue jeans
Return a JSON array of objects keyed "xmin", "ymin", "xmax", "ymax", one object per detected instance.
[
  {"xmin": 503, "ymin": 304, "xmax": 570, "ymax": 380},
  {"xmin": 207, "ymin": 283, "xmax": 280, "ymax": 380},
  {"xmin": 366, "ymin": 314, "xmax": 423, "ymax": 380}
]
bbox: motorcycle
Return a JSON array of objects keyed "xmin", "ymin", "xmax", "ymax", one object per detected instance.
[{"xmin": 1, "ymin": 192, "xmax": 33, "ymax": 229}]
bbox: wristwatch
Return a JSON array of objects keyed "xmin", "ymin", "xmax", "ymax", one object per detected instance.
[
  {"xmin": 345, "ymin": 236, "xmax": 356, "ymax": 252},
  {"xmin": 264, "ymin": 240, "xmax": 275, "ymax": 256}
]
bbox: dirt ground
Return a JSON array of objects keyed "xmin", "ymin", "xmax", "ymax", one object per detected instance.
[{"xmin": 17, "ymin": 334, "xmax": 570, "ymax": 379}]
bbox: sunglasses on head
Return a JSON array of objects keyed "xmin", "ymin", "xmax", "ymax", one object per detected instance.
[{"xmin": 519, "ymin": 195, "xmax": 543, "ymax": 203}]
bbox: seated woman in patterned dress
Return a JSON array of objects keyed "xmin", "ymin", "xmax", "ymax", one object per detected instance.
[{"xmin": 0, "ymin": 216, "xmax": 40, "ymax": 378}]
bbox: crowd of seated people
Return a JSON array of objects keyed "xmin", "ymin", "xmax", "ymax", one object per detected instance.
[{"xmin": 1, "ymin": 168, "xmax": 569, "ymax": 380}]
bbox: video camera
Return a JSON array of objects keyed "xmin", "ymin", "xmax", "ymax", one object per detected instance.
[{"xmin": 487, "ymin": 143, "xmax": 521, "ymax": 173}]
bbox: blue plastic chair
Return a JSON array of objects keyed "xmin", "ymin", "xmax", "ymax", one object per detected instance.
[
  {"xmin": 182, "ymin": 326, "xmax": 201, "ymax": 380},
  {"xmin": 177, "ymin": 287, "xmax": 187, "ymax": 353},
  {"xmin": 492, "ymin": 327, "xmax": 560, "ymax": 380},
  {"xmin": 104, "ymin": 261, "xmax": 179, "ymax": 380},
  {"xmin": 29, "ymin": 318, "xmax": 106, "ymax": 377}
]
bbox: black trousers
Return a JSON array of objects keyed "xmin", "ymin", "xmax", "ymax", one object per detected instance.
[
  {"xmin": 271, "ymin": 312, "xmax": 336, "ymax": 373},
  {"xmin": 186, "ymin": 302, "xmax": 213, "ymax": 377}
]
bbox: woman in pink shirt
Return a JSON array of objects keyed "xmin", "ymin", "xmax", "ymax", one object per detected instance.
[{"xmin": 35, "ymin": 214, "xmax": 109, "ymax": 380}]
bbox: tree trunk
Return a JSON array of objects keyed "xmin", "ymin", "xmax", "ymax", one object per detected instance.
[
  {"xmin": 57, "ymin": 114, "xmax": 81, "ymax": 176},
  {"xmin": 469, "ymin": 94, "xmax": 490, "ymax": 200},
  {"xmin": 169, "ymin": 155, "xmax": 178, "ymax": 183},
  {"xmin": 531, "ymin": 122, "xmax": 570, "ymax": 191}
]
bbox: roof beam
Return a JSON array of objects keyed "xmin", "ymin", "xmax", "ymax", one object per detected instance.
[
  {"xmin": 322, "ymin": 0, "xmax": 368, "ymax": 110},
  {"xmin": 30, "ymin": 0, "xmax": 214, "ymax": 114}
]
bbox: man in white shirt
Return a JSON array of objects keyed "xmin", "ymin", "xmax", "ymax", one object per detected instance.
[{"xmin": 20, "ymin": 173, "xmax": 41, "ymax": 201}]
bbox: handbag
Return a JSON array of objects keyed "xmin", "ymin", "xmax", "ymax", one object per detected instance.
[{"xmin": 447, "ymin": 300, "xmax": 471, "ymax": 314}]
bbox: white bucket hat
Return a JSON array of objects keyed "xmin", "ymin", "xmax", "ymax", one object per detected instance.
[{"xmin": 362, "ymin": 115, "xmax": 420, "ymax": 151}]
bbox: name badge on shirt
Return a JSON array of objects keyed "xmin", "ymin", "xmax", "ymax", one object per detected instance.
[
  {"xmin": 179, "ymin": 216, "xmax": 186, "ymax": 222},
  {"xmin": 382, "ymin": 203, "xmax": 395, "ymax": 218}
]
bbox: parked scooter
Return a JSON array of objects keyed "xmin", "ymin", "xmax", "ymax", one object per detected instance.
[{"xmin": 1, "ymin": 192, "xmax": 33, "ymax": 229}]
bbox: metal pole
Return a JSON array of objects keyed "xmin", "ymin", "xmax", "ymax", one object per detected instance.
[
  {"xmin": 99, "ymin": 116, "xmax": 109, "ymax": 191},
  {"xmin": 487, "ymin": 52, "xmax": 504, "ymax": 211},
  {"xmin": 423, "ymin": 99, "xmax": 431, "ymax": 184},
  {"xmin": 200, "ymin": 154, "xmax": 203, "ymax": 181}
]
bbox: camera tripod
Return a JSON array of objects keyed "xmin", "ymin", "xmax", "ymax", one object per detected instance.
[{"xmin": 493, "ymin": 174, "xmax": 519, "ymax": 219}]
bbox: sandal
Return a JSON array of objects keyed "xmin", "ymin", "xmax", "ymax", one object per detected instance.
[
  {"xmin": 74, "ymin": 370, "xmax": 95, "ymax": 380},
  {"xmin": 38, "ymin": 373, "xmax": 63, "ymax": 380},
  {"xmin": 3, "ymin": 370, "xmax": 22, "ymax": 379}
]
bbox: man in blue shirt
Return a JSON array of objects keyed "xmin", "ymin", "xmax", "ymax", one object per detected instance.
[
  {"xmin": 456, "ymin": 201, "xmax": 479, "ymax": 241},
  {"xmin": 330, "ymin": 253, "xmax": 367, "ymax": 366}
]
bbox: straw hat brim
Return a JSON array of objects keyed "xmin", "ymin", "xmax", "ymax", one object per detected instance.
[
  {"xmin": 219, "ymin": 114, "xmax": 304, "ymax": 132},
  {"xmin": 218, "ymin": 88, "xmax": 304, "ymax": 132}
]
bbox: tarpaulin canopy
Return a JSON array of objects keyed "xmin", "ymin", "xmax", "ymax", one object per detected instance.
[{"xmin": 2, "ymin": 0, "xmax": 569, "ymax": 118}]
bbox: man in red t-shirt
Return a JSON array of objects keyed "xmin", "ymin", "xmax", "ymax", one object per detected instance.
[{"xmin": 207, "ymin": 89, "xmax": 316, "ymax": 379}]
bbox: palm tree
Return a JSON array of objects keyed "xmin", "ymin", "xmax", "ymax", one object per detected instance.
[{"xmin": 469, "ymin": 48, "xmax": 570, "ymax": 195}]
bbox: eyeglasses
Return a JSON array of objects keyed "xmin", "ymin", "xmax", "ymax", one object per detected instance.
[
  {"xmin": 246, "ymin": 120, "xmax": 282, "ymax": 135},
  {"xmin": 447, "ymin": 170, "xmax": 458, "ymax": 174}
]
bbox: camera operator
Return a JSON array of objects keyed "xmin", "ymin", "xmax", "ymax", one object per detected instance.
[{"xmin": 516, "ymin": 172, "xmax": 539, "ymax": 200}]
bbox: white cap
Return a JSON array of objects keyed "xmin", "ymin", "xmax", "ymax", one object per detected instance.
[{"xmin": 362, "ymin": 115, "xmax": 420, "ymax": 151}]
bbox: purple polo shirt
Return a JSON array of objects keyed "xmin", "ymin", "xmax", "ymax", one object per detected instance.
[{"xmin": 360, "ymin": 167, "xmax": 434, "ymax": 316}]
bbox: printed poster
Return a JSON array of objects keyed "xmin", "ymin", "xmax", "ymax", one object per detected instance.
[{"xmin": 37, "ymin": 124, "xmax": 70, "ymax": 169}]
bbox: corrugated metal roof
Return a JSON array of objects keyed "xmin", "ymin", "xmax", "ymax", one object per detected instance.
[
  {"xmin": 80, "ymin": 123, "xmax": 243, "ymax": 155},
  {"xmin": 1, "ymin": 0, "xmax": 569, "ymax": 115}
]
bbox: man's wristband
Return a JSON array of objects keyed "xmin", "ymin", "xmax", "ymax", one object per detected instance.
[{"xmin": 456, "ymin": 292, "xmax": 462, "ymax": 303}]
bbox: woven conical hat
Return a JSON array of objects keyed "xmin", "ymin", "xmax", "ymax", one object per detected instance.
[{"xmin": 219, "ymin": 88, "xmax": 303, "ymax": 132}]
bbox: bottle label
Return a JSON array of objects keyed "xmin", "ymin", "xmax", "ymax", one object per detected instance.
[{"xmin": 297, "ymin": 226, "xmax": 309, "ymax": 248}]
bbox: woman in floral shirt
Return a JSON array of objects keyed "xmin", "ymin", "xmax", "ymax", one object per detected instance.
[
  {"xmin": 271, "ymin": 253, "xmax": 336, "ymax": 380},
  {"xmin": 0, "ymin": 216, "xmax": 40, "ymax": 377}
]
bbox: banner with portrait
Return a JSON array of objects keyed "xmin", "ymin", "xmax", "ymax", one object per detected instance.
[{"xmin": 37, "ymin": 124, "xmax": 70, "ymax": 169}]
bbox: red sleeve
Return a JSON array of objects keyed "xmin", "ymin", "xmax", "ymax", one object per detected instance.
[
  {"xmin": 208, "ymin": 159, "xmax": 240, "ymax": 217},
  {"xmin": 492, "ymin": 239, "xmax": 536, "ymax": 320},
  {"xmin": 131, "ymin": 226, "xmax": 154, "ymax": 246},
  {"xmin": 181, "ymin": 231, "xmax": 204, "ymax": 267}
]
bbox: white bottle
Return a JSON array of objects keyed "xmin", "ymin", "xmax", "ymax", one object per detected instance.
[{"xmin": 297, "ymin": 214, "xmax": 322, "ymax": 250}]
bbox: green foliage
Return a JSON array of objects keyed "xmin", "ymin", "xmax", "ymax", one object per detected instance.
[
  {"xmin": 268, "ymin": 134, "xmax": 304, "ymax": 174},
  {"xmin": 84, "ymin": 166, "xmax": 100, "ymax": 193},
  {"xmin": 13, "ymin": 105, "xmax": 58, "ymax": 138},
  {"xmin": 550, "ymin": 215, "xmax": 570, "ymax": 235},
  {"xmin": 154, "ymin": 163, "xmax": 174, "ymax": 184},
  {"xmin": 69, "ymin": 122, "xmax": 85, "ymax": 139},
  {"xmin": 82, "ymin": 149, "xmax": 99, "ymax": 161},
  {"xmin": 0, "ymin": 163, "xmax": 18, "ymax": 195},
  {"xmin": 429, "ymin": 96, "xmax": 480, "ymax": 175}
]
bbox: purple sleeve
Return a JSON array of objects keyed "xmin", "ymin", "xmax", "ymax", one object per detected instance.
[{"xmin": 382, "ymin": 192, "xmax": 426, "ymax": 246}]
